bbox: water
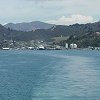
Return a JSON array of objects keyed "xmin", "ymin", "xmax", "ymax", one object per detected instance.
[{"xmin": 0, "ymin": 50, "xmax": 100, "ymax": 100}]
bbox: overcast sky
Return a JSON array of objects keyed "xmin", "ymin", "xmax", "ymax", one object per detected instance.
[{"xmin": 0, "ymin": 0, "xmax": 99, "ymax": 25}]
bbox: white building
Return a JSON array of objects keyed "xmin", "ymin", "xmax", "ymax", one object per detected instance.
[
  {"xmin": 73, "ymin": 44, "xmax": 77, "ymax": 48},
  {"xmin": 28, "ymin": 47, "xmax": 34, "ymax": 50},
  {"xmin": 2, "ymin": 48, "xmax": 10, "ymax": 50},
  {"xmin": 38, "ymin": 45, "xmax": 45, "ymax": 50},
  {"xmin": 55, "ymin": 45, "xmax": 61, "ymax": 50},
  {"xmin": 65, "ymin": 43, "xmax": 68, "ymax": 49},
  {"xmin": 70, "ymin": 43, "xmax": 77, "ymax": 49}
]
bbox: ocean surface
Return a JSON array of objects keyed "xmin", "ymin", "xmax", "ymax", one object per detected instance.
[{"xmin": 0, "ymin": 50, "xmax": 100, "ymax": 100}]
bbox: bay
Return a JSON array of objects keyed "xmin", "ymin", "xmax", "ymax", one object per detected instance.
[{"xmin": 0, "ymin": 50, "xmax": 100, "ymax": 100}]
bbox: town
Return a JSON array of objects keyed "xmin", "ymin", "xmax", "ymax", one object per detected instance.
[{"xmin": 0, "ymin": 39, "xmax": 100, "ymax": 50}]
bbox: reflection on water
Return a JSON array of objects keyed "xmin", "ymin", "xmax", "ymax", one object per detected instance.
[{"xmin": 0, "ymin": 50, "xmax": 100, "ymax": 100}]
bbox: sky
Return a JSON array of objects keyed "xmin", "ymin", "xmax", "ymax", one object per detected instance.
[{"xmin": 0, "ymin": 0, "xmax": 100, "ymax": 25}]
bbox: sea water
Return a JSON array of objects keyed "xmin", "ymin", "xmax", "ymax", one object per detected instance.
[{"xmin": 0, "ymin": 50, "xmax": 100, "ymax": 100}]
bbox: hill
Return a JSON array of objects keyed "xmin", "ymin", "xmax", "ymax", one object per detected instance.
[
  {"xmin": 63, "ymin": 32, "xmax": 100, "ymax": 48},
  {"xmin": 27, "ymin": 21, "xmax": 100, "ymax": 40},
  {"xmin": 4, "ymin": 21, "xmax": 54, "ymax": 32},
  {"xmin": 0, "ymin": 21, "xmax": 100, "ymax": 43}
]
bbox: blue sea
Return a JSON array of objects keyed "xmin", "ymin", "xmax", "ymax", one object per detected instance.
[{"xmin": 0, "ymin": 50, "xmax": 100, "ymax": 100}]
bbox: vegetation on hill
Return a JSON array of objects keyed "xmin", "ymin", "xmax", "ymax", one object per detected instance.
[
  {"xmin": 0, "ymin": 21, "xmax": 100, "ymax": 48},
  {"xmin": 59, "ymin": 32, "xmax": 100, "ymax": 48}
]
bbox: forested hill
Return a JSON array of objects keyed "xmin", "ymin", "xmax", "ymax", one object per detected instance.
[
  {"xmin": 0, "ymin": 21, "xmax": 100, "ymax": 41},
  {"xmin": 48, "ymin": 21, "xmax": 100, "ymax": 36}
]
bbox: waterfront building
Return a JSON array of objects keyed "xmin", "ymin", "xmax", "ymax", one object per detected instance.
[
  {"xmin": 38, "ymin": 45, "xmax": 45, "ymax": 50},
  {"xmin": 28, "ymin": 47, "xmax": 34, "ymax": 50},
  {"xmin": 65, "ymin": 43, "xmax": 68, "ymax": 49},
  {"xmin": 55, "ymin": 45, "xmax": 61, "ymax": 50},
  {"xmin": 2, "ymin": 48, "xmax": 10, "ymax": 50},
  {"xmin": 70, "ymin": 43, "xmax": 77, "ymax": 49}
]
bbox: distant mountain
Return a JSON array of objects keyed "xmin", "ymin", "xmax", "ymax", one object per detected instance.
[{"xmin": 4, "ymin": 21, "xmax": 54, "ymax": 32}]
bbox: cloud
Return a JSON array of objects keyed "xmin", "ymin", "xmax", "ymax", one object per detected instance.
[
  {"xmin": 0, "ymin": 0, "xmax": 99, "ymax": 24},
  {"xmin": 46, "ymin": 14, "xmax": 94, "ymax": 25}
]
